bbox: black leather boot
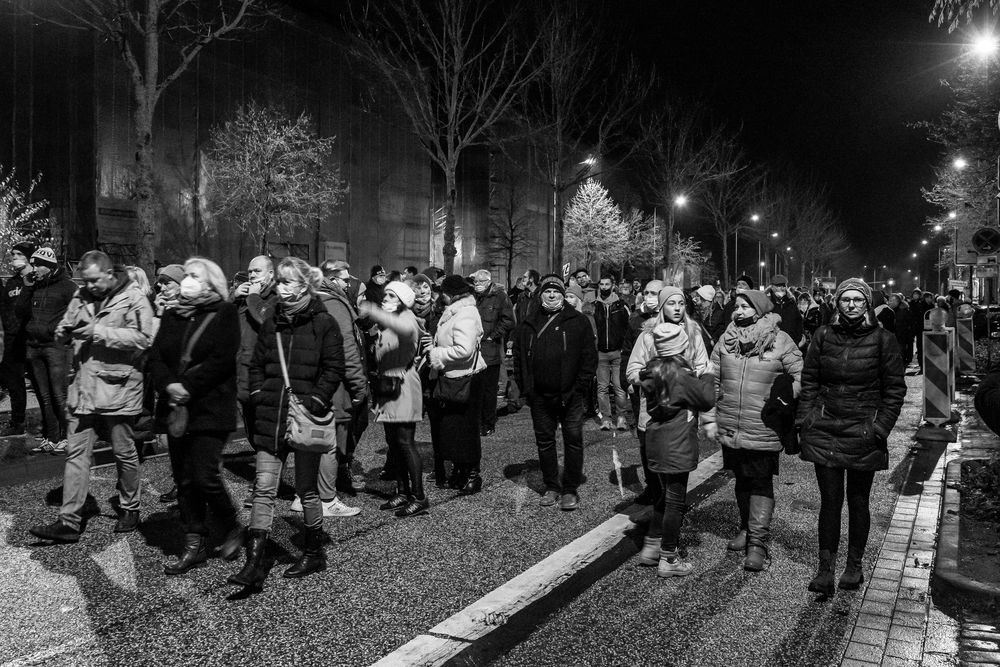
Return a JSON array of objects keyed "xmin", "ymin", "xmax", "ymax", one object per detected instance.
[
  {"xmin": 459, "ymin": 467, "xmax": 482, "ymax": 495},
  {"xmin": 164, "ymin": 533, "xmax": 208, "ymax": 575},
  {"xmin": 448, "ymin": 466, "xmax": 468, "ymax": 490},
  {"xmin": 839, "ymin": 546, "xmax": 865, "ymax": 590},
  {"xmin": 227, "ymin": 529, "xmax": 268, "ymax": 588},
  {"xmin": 809, "ymin": 549, "xmax": 837, "ymax": 595},
  {"xmin": 284, "ymin": 526, "xmax": 327, "ymax": 578},
  {"xmin": 743, "ymin": 496, "xmax": 774, "ymax": 572}
]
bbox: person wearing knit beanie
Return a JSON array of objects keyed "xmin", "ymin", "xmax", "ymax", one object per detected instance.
[
  {"xmin": 734, "ymin": 289, "xmax": 774, "ymax": 318},
  {"xmin": 11, "ymin": 240, "xmax": 36, "ymax": 259},
  {"xmin": 440, "ymin": 274, "xmax": 473, "ymax": 299},
  {"xmin": 537, "ymin": 274, "xmax": 566, "ymax": 296},
  {"xmin": 653, "ymin": 322, "xmax": 689, "ymax": 357},
  {"xmin": 834, "ymin": 277, "xmax": 872, "ymax": 307},
  {"xmin": 735, "ymin": 275, "xmax": 755, "ymax": 291},
  {"xmin": 157, "ymin": 264, "xmax": 185, "ymax": 286},
  {"xmin": 384, "ymin": 280, "xmax": 416, "ymax": 309},
  {"xmin": 657, "ymin": 285, "xmax": 685, "ymax": 312},
  {"xmin": 30, "ymin": 247, "xmax": 58, "ymax": 271},
  {"xmin": 565, "ymin": 283, "xmax": 585, "ymax": 311},
  {"xmin": 695, "ymin": 285, "xmax": 716, "ymax": 303},
  {"xmin": 834, "ymin": 277, "xmax": 872, "ymax": 323}
]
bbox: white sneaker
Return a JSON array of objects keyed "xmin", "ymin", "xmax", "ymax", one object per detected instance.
[
  {"xmin": 290, "ymin": 495, "xmax": 303, "ymax": 512},
  {"xmin": 323, "ymin": 498, "xmax": 361, "ymax": 517},
  {"xmin": 50, "ymin": 439, "xmax": 68, "ymax": 455},
  {"xmin": 30, "ymin": 438, "xmax": 55, "ymax": 454}
]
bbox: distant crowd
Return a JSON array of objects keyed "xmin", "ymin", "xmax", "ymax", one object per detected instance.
[{"xmin": 9, "ymin": 243, "xmax": 927, "ymax": 594}]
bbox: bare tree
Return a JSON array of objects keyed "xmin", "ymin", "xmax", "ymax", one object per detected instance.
[
  {"xmin": 639, "ymin": 101, "xmax": 743, "ymax": 272},
  {"xmin": 487, "ymin": 157, "xmax": 534, "ymax": 288},
  {"xmin": 348, "ymin": 0, "xmax": 540, "ymax": 274},
  {"xmin": 698, "ymin": 142, "xmax": 762, "ymax": 288},
  {"xmin": 8, "ymin": 0, "xmax": 278, "ymax": 272},
  {"xmin": 205, "ymin": 102, "xmax": 346, "ymax": 255},
  {"xmin": 563, "ymin": 178, "xmax": 628, "ymax": 268},
  {"xmin": 516, "ymin": 0, "xmax": 652, "ymax": 268}
]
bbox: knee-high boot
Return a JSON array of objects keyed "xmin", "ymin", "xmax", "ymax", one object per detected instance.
[{"xmin": 743, "ymin": 496, "xmax": 774, "ymax": 572}]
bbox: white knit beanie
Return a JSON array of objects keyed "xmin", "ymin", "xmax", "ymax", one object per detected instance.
[{"xmin": 385, "ymin": 280, "xmax": 415, "ymax": 309}]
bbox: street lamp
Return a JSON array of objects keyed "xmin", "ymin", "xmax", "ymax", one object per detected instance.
[
  {"xmin": 663, "ymin": 194, "xmax": 687, "ymax": 281},
  {"xmin": 948, "ymin": 211, "xmax": 957, "ymax": 220},
  {"xmin": 737, "ymin": 214, "xmax": 761, "ymax": 286},
  {"xmin": 921, "ymin": 239, "xmax": 928, "ymax": 245},
  {"xmin": 972, "ymin": 32, "xmax": 999, "ymax": 60},
  {"xmin": 954, "ymin": 157, "xmax": 968, "ymax": 170}
]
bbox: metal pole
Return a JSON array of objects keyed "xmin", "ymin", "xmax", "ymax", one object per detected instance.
[{"xmin": 734, "ymin": 229, "xmax": 738, "ymax": 286}]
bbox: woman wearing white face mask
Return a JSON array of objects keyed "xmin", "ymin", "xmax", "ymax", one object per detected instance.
[
  {"xmin": 228, "ymin": 257, "xmax": 345, "ymax": 589},
  {"xmin": 147, "ymin": 257, "xmax": 243, "ymax": 575}
]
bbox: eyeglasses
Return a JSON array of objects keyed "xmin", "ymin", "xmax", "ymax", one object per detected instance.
[{"xmin": 838, "ymin": 297, "xmax": 866, "ymax": 306}]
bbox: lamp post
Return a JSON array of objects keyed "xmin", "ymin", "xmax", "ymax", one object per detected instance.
[{"xmin": 664, "ymin": 194, "xmax": 687, "ymax": 283}]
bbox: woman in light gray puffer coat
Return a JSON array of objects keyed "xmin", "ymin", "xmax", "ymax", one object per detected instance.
[{"xmin": 710, "ymin": 289, "xmax": 802, "ymax": 571}]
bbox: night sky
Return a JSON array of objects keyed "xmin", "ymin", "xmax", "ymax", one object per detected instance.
[{"xmin": 627, "ymin": 0, "xmax": 971, "ymax": 283}]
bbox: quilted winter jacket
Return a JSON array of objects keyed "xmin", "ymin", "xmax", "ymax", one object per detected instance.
[
  {"xmin": 57, "ymin": 273, "xmax": 155, "ymax": 416},
  {"xmin": 710, "ymin": 324, "xmax": 803, "ymax": 452},
  {"xmin": 593, "ymin": 292, "xmax": 630, "ymax": 352},
  {"xmin": 365, "ymin": 306, "xmax": 423, "ymax": 424},
  {"xmin": 248, "ymin": 297, "xmax": 344, "ymax": 454},
  {"xmin": 640, "ymin": 360, "xmax": 716, "ymax": 474},
  {"xmin": 318, "ymin": 287, "xmax": 369, "ymax": 422},
  {"xmin": 26, "ymin": 268, "xmax": 77, "ymax": 346},
  {"xmin": 796, "ymin": 316, "xmax": 907, "ymax": 471},
  {"xmin": 429, "ymin": 295, "xmax": 487, "ymax": 378}
]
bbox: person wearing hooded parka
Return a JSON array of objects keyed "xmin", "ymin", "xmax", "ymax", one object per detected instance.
[{"xmin": 797, "ymin": 278, "xmax": 906, "ymax": 595}]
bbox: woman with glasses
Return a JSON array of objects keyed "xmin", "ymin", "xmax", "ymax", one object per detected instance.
[
  {"xmin": 709, "ymin": 289, "xmax": 802, "ymax": 572},
  {"xmin": 797, "ymin": 278, "xmax": 905, "ymax": 595}
]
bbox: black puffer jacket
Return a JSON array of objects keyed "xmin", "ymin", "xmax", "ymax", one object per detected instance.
[
  {"xmin": 148, "ymin": 300, "xmax": 239, "ymax": 433},
  {"xmin": 0, "ymin": 273, "xmax": 33, "ymax": 339},
  {"xmin": 475, "ymin": 283, "xmax": 515, "ymax": 365},
  {"xmin": 26, "ymin": 268, "xmax": 77, "ymax": 346},
  {"xmin": 796, "ymin": 313, "xmax": 907, "ymax": 471},
  {"xmin": 248, "ymin": 297, "xmax": 345, "ymax": 454},
  {"xmin": 769, "ymin": 290, "xmax": 804, "ymax": 346},
  {"xmin": 511, "ymin": 305, "xmax": 597, "ymax": 402}
]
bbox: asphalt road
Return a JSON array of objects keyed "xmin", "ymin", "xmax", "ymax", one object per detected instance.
[{"xmin": 0, "ymin": 401, "xmax": 711, "ymax": 667}]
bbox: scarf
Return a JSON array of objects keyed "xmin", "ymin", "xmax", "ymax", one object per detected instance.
[
  {"xmin": 411, "ymin": 297, "xmax": 434, "ymax": 323},
  {"xmin": 173, "ymin": 290, "xmax": 222, "ymax": 318},
  {"xmin": 278, "ymin": 293, "xmax": 313, "ymax": 320},
  {"xmin": 721, "ymin": 312, "xmax": 781, "ymax": 358}
]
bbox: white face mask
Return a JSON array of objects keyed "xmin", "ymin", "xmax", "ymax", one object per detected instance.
[
  {"xmin": 276, "ymin": 282, "xmax": 304, "ymax": 302},
  {"xmin": 11, "ymin": 258, "xmax": 26, "ymax": 270},
  {"xmin": 179, "ymin": 276, "xmax": 203, "ymax": 299}
]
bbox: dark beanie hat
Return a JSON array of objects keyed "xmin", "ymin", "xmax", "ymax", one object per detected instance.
[
  {"xmin": 538, "ymin": 274, "xmax": 566, "ymax": 295},
  {"xmin": 440, "ymin": 274, "xmax": 473, "ymax": 298},
  {"xmin": 409, "ymin": 273, "xmax": 433, "ymax": 288},
  {"xmin": 835, "ymin": 277, "xmax": 872, "ymax": 306},
  {"xmin": 735, "ymin": 274, "xmax": 755, "ymax": 289},
  {"xmin": 370, "ymin": 264, "xmax": 386, "ymax": 277},
  {"xmin": 735, "ymin": 289, "xmax": 773, "ymax": 316},
  {"xmin": 12, "ymin": 240, "xmax": 36, "ymax": 257}
]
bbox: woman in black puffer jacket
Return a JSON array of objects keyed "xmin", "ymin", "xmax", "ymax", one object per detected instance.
[
  {"xmin": 148, "ymin": 257, "xmax": 243, "ymax": 576},
  {"xmin": 797, "ymin": 277, "xmax": 906, "ymax": 595},
  {"xmin": 229, "ymin": 257, "xmax": 345, "ymax": 590}
]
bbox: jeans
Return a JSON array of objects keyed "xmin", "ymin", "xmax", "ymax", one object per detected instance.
[
  {"xmin": 647, "ymin": 471, "xmax": 689, "ymax": 551},
  {"xmin": 479, "ymin": 364, "xmax": 502, "ymax": 430},
  {"xmin": 168, "ymin": 431, "xmax": 238, "ymax": 536},
  {"xmin": 596, "ymin": 350, "xmax": 628, "ymax": 420},
  {"xmin": 814, "ymin": 464, "xmax": 875, "ymax": 553},
  {"xmin": 26, "ymin": 344, "xmax": 69, "ymax": 441},
  {"xmin": 0, "ymin": 335, "xmax": 27, "ymax": 424},
  {"xmin": 251, "ymin": 448, "xmax": 323, "ymax": 531},
  {"xmin": 317, "ymin": 422, "xmax": 349, "ymax": 502},
  {"xmin": 529, "ymin": 391, "xmax": 585, "ymax": 494},
  {"xmin": 60, "ymin": 414, "xmax": 138, "ymax": 530}
]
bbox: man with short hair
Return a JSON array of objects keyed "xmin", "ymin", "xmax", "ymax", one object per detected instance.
[
  {"xmin": 403, "ymin": 266, "xmax": 419, "ymax": 279},
  {"xmin": 29, "ymin": 251, "xmax": 154, "ymax": 542},
  {"xmin": 512, "ymin": 275, "xmax": 597, "ymax": 511},
  {"xmin": 24, "ymin": 247, "xmax": 78, "ymax": 454},
  {"xmin": 505, "ymin": 268, "xmax": 541, "ymax": 416},
  {"xmin": 594, "ymin": 274, "xmax": 630, "ymax": 430},
  {"xmin": 0, "ymin": 241, "xmax": 35, "ymax": 436},
  {"xmin": 472, "ymin": 269, "xmax": 514, "ymax": 436},
  {"xmin": 231, "ymin": 256, "xmax": 278, "ymax": 445}
]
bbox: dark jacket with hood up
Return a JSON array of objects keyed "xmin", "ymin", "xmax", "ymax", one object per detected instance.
[
  {"xmin": 796, "ymin": 310, "xmax": 907, "ymax": 471},
  {"xmin": 248, "ymin": 297, "xmax": 345, "ymax": 454}
]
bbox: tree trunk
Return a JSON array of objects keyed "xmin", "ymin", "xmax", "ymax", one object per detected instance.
[
  {"xmin": 720, "ymin": 234, "xmax": 729, "ymax": 289},
  {"xmin": 663, "ymin": 210, "xmax": 673, "ymax": 283},
  {"xmin": 443, "ymin": 168, "xmax": 458, "ymax": 274},
  {"xmin": 134, "ymin": 98, "xmax": 156, "ymax": 275},
  {"xmin": 800, "ymin": 261, "xmax": 806, "ymax": 287},
  {"xmin": 551, "ymin": 182, "xmax": 563, "ymax": 271}
]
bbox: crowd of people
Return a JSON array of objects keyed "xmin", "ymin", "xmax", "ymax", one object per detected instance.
[{"xmin": 7, "ymin": 241, "xmax": 920, "ymax": 594}]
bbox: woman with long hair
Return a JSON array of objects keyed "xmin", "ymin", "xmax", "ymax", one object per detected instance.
[
  {"xmin": 798, "ymin": 278, "xmax": 906, "ymax": 594},
  {"xmin": 358, "ymin": 280, "xmax": 428, "ymax": 516},
  {"xmin": 148, "ymin": 257, "xmax": 243, "ymax": 574},
  {"xmin": 710, "ymin": 289, "xmax": 802, "ymax": 571},
  {"xmin": 228, "ymin": 257, "xmax": 345, "ymax": 589}
]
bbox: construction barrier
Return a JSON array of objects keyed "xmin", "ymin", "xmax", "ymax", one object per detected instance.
[
  {"xmin": 921, "ymin": 329, "xmax": 953, "ymax": 427},
  {"xmin": 956, "ymin": 316, "xmax": 976, "ymax": 375}
]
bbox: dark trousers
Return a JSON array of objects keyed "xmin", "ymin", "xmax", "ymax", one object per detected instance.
[
  {"xmin": 529, "ymin": 391, "xmax": 585, "ymax": 494},
  {"xmin": 168, "ymin": 431, "xmax": 238, "ymax": 536},
  {"xmin": 648, "ymin": 471, "xmax": 689, "ymax": 551},
  {"xmin": 734, "ymin": 475, "xmax": 774, "ymax": 531},
  {"xmin": 337, "ymin": 397, "xmax": 369, "ymax": 465},
  {"xmin": 0, "ymin": 336, "xmax": 27, "ymax": 424},
  {"xmin": 898, "ymin": 336, "xmax": 914, "ymax": 366},
  {"xmin": 26, "ymin": 344, "xmax": 69, "ymax": 441},
  {"xmin": 637, "ymin": 429, "xmax": 663, "ymax": 497},
  {"xmin": 479, "ymin": 363, "xmax": 502, "ymax": 430},
  {"xmin": 384, "ymin": 422, "xmax": 423, "ymax": 500},
  {"xmin": 815, "ymin": 464, "xmax": 875, "ymax": 554}
]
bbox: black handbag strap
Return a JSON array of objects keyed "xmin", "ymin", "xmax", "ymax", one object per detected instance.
[{"xmin": 179, "ymin": 312, "xmax": 216, "ymax": 375}]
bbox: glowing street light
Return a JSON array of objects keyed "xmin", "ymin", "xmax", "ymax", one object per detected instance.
[
  {"xmin": 912, "ymin": 252, "xmax": 918, "ymax": 258},
  {"xmin": 954, "ymin": 157, "xmax": 968, "ymax": 170},
  {"xmin": 674, "ymin": 194, "xmax": 688, "ymax": 207},
  {"xmin": 935, "ymin": 224, "xmax": 944, "ymax": 231},
  {"xmin": 921, "ymin": 239, "xmax": 928, "ymax": 245},
  {"xmin": 750, "ymin": 213, "xmax": 760, "ymax": 222},
  {"xmin": 948, "ymin": 211, "xmax": 957, "ymax": 220},
  {"xmin": 771, "ymin": 232, "xmax": 778, "ymax": 238},
  {"xmin": 972, "ymin": 32, "xmax": 999, "ymax": 59}
]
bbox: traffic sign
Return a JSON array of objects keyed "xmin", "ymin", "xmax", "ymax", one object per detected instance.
[{"xmin": 972, "ymin": 227, "xmax": 1000, "ymax": 254}]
